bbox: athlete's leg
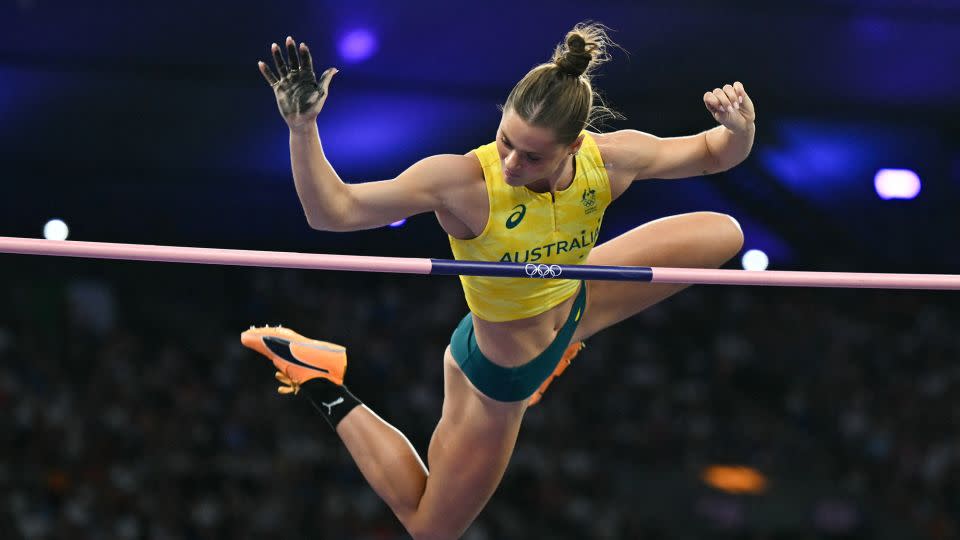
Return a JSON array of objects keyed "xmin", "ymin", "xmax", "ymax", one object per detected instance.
[
  {"xmin": 573, "ymin": 211, "xmax": 744, "ymax": 341},
  {"xmin": 242, "ymin": 328, "xmax": 433, "ymax": 523},
  {"xmin": 402, "ymin": 346, "xmax": 526, "ymax": 539},
  {"xmin": 245, "ymin": 327, "xmax": 526, "ymax": 540},
  {"xmin": 332, "ymin": 406, "xmax": 429, "ymax": 522},
  {"xmin": 327, "ymin": 348, "xmax": 526, "ymax": 540}
]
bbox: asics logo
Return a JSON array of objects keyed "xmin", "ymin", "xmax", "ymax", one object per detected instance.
[
  {"xmin": 505, "ymin": 204, "xmax": 526, "ymax": 229},
  {"xmin": 524, "ymin": 263, "xmax": 562, "ymax": 278},
  {"xmin": 322, "ymin": 397, "xmax": 344, "ymax": 415}
]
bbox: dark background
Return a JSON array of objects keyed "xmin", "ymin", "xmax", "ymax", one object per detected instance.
[{"xmin": 2, "ymin": 0, "xmax": 959, "ymax": 538}]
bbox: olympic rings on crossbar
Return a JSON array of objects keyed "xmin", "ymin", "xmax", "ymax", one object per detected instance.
[{"xmin": 524, "ymin": 263, "xmax": 563, "ymax": 278}]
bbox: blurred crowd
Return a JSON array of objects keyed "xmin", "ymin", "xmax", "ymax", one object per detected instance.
[{"xmin": 1, "ymin": 261, "xmax": 958, "ymax": 539}]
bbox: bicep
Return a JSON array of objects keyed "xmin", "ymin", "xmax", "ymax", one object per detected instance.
[
  {"xmin": 333, "ymin": 154, "xmax": 468, "ymax": 232},
  {"xmin": 605, "ymin": 129, "xmax": 720, "ymax": 182}
]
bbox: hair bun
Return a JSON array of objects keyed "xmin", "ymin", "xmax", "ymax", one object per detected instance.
[
  {"xmin": 504, "ymin": 21, "xmax": 622, "ymax": 144},
  {"xmin": 555, "ymin": 34, "xmax": 591, "ymax": 77},
  {"xmin": 552, "ymin": 23, "xmax": 613, "ymax": 78}
]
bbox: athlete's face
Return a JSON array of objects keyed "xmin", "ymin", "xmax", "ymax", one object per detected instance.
[{"xmin": 496, "ymin": 110, "xmax": 576, "ymax": 188}]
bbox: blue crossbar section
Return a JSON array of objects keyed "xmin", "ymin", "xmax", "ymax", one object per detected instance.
[{"xmin": 429, "ymin": 259, "xmax": 654, "ymax": 281}]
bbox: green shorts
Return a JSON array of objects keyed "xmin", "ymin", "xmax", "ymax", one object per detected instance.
[{"xmin": 449, "ymin": 282, "xmax": 586, "ymax": 402}]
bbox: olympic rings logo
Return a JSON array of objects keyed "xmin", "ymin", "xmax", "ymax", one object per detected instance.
[{"xmin": 524, "ymin": 263, "xmax": 563, "ymax": 278}]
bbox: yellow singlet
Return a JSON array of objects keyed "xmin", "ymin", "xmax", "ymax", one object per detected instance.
[{"xmin": 448, "ymin": 132, "xmax": 611, "ymax": 322}]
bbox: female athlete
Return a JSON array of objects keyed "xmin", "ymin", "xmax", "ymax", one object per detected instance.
[{"xmin": 242, "ymin": 22, "xmax": 753, "ymax": 539}]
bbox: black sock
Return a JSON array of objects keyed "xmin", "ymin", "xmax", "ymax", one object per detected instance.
[{"xmin": 299, "ymin": 378, "xmax": 362, "ymax": 429}]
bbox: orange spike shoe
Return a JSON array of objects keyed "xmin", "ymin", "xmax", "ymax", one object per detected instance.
[
  {"xmin": 528, "ymin": 341, "xmax": 585, "ymax": 406},
  {"xmin": 240, "ymin": 326, "xmax": 347, "ymax": 387}
]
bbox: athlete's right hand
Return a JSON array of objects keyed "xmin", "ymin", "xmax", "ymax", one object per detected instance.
[{"xmin": 258, "ymin": 36, "xmax": 337, "ymax": 131}]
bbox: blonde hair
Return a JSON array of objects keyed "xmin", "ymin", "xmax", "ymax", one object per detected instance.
[{"xmin": 503, "ymin": 22, "xmax": 623, "ymax": 145}]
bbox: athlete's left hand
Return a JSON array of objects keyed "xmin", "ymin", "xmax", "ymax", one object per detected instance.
[{"xmin": 703, "ymin": 81, "xmax": 755, "ymax": 133}]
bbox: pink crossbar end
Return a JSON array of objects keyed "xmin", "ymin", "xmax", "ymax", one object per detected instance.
[
  {"xmin": 652, "ymin": 267, "xmax": 960, "ymax": 290},
  {"xmin": 0, "ymin": 237, "xmax": 433, "ymax": 275}
]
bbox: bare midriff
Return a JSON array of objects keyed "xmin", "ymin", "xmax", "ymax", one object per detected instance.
[{"xmin": 470, "ymin": 290, "xmax": 581, "ymax": 367}]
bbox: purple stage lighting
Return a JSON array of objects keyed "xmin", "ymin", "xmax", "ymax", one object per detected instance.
[
  {"xmin": 874, "ymin": 168, "xmax": 921, "ymax": 200},
  {"xmin": 389, "ymin": 219, "xmax": 406, "ymax": 228},
  {"xmin": 338, "ymin": 29, "xmax": 377, "ymax": 63}
]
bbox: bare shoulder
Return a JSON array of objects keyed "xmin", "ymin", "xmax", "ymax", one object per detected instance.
[
  {"xmin": 438, "ymin": 151, "xmax": 484, "ymax": 175},
  {"xmin": 436, "ymin": 151, "xmax": 490, "ymax": 237},
  {"xmin": 587, "ymin": 130, "xmax": 658, "ymax": 200},
  {"xmin": 413, "ymin": 152, "xmax": 484, "ymax": 187},
  {"xmin": 331, "ymin": 152, "xmax": 484, "ymax": 232},
  {"xmin": 427, "ymin": 152, "xmax": 485, "ymax": 201},
  {"xmin": 589, "ymin": 129, "xmax": 658, "ymax": 167},
  {"xmin": 459, "ymin": 151, "xmax": 486, "ymax": 183},
  {"xmin": 390, "ymin": 152, "xmax": 484, "ymax": 206}
]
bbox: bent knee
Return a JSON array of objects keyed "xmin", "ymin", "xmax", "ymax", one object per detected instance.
[
  {"xmin": 717, "ymin": 212, "xmax": 745, "ymax": 253},
  {"xmin": 407, "ymin": 521, "xmax": 468, "ymax": 540},
  {"xmin": 691, "ymin": 211, "xmax": 745, "ymax": 262}
]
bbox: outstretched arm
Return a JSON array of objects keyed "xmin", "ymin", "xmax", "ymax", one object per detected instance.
[
  {"xmin": 600, "ymin": 81, "xmax": 756, "ymax": 197},
  {"xmin": 259, "ymin": 37, "xmax": 472, "ymax": 232}
]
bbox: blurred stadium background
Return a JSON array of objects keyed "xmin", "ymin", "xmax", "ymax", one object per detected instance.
[{"xmin": 2, "ymin": 0, "xmax": 959, "ymax": 538}]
